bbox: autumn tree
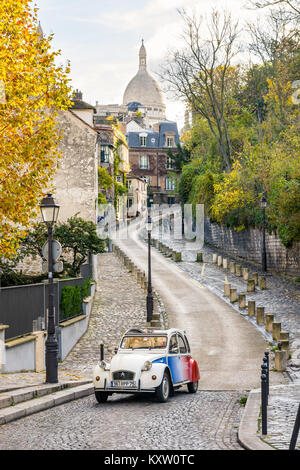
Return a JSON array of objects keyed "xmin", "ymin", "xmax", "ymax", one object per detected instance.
[
  {"xmin": 160, "ymin": 9, "xmax": 240, "ymax": 172},
  {"xmin": 0, "ymin": 0, "xmax": 72, "ymax": 258}
]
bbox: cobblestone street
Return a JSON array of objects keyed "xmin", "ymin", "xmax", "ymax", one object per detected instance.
[
  {"xmin": 152, "ymin": 225, "xmax": 300, "ymax": 383},
  {"xmin": 0, "ymin": 251, "xmax": 246, "ymax": 450},
  {"xmin": 0, "ymin": 389, "xmax": 244, "ymax": 450}
]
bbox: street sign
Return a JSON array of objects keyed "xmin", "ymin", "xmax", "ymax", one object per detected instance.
[
  {"xmin": 42, "ymin": 240, "xmax": 62, "ymax": 262},
  {"xmin": 42, "ymin": 260, "xmax": 64, "ymax": 273},
  {"xmin": 53, "ymin": 261, "xmax": 63, "ymax": 273}
]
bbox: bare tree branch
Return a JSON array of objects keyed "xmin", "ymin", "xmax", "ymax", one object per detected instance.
[{"xmin": 159, "ymin": 9, "xmax": 240, "ymax": 172}]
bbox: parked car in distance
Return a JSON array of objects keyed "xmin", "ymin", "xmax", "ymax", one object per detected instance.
[{"xmin": 93, "ymin": 328, "xmax": 200, "ymax": 403}]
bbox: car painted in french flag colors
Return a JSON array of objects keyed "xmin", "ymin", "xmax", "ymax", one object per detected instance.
[{"xmin": 93, "ymin": 328, "xmax": 200, "ymax": 403}]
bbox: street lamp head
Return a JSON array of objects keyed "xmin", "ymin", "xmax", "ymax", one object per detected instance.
[
  {"xmin": 146, "ymin": 215, "xmax": 152, "ymax": 232},
  {"xmin": 260, "ymin": 193, "xmax": 268, "ymax": 209},
  {"xmin": 40, "ymin": 193, "xmax": 60, "ymax": 225}
]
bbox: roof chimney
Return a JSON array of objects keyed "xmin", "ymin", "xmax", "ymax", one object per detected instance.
[{"xmin": 74, "ymin": 89, "xmax": 83, "ymax": 100}]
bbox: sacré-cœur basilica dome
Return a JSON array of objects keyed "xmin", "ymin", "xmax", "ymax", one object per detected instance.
[{"xmin": 123, "ymin": 40, "xmax": 166, "ymax": 128}]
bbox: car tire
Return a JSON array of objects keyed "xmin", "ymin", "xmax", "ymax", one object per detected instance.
[
  {"xmin": 95, "ymin": 391, "xmax": 109, "ymax": 403},
  {"xmin": 155, "ymin": 371, "xmax": 170, "ymax": 403},
  {"xmin": 187, "ymin": 381, "xmax": 198, "ymax": 393}
]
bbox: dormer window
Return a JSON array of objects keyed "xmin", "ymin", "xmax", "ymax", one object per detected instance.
[
  {"xmin": 166, "ymin": 136, "xmax": 175, "ymax": 147},
  {"xmin": 139, "ymin": 134, "xmax": 147, "ymax": 147}
]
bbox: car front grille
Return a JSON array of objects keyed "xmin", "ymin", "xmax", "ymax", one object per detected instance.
[{"xmin": 113, "ymin": 370, "xmax": 135, "ymax": 380}]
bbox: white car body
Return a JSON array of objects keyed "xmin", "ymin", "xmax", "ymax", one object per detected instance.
[{"xmin": 93, "ymin": 328, "xmax": 200, "ymax": 399}]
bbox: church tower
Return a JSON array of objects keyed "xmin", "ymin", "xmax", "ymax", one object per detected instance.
[{"xmin": 123, "ymin": 40, "xmax": 166, "ymax": 128}]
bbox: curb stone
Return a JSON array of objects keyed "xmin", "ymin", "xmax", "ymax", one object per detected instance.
[{"xmin": 238, "ymin": 389, "xmax": 273, "ymax": 450}]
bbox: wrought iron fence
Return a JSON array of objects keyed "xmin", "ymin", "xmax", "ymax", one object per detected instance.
[{"xmin": 0, "ymin": 257, "xmax": 93, "ymax": 340}]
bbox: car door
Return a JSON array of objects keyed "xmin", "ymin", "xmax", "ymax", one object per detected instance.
[
  {"xmin": 167, "ymin": 333, "xmax": 182, "ymax": 384},
  {"xmin": 177, "ymin": 333, "xmax": 190, "ymax": 382}
]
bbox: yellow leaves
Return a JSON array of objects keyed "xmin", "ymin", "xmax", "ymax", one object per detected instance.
[
  {"xmin": 0, "ymin": 0, "xmax": 71, "ymax": 257},
  {"xmin": 211, "ymin": 157, "xmax": 254, "ymax": 223}
]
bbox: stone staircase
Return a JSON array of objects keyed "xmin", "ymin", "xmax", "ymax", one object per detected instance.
[{"xmin": 0, "ymin": 380, "xmax": 93, "ymax": 425}]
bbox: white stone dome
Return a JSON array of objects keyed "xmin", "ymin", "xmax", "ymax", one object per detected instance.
[{"xmin": 123, "ymin": 41, "xmax": 165, "ymax": 110}]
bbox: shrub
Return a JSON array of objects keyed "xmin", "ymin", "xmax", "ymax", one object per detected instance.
[{"xmin": 60, "ymin": 282, "xmax": 88, "ymax": 321}]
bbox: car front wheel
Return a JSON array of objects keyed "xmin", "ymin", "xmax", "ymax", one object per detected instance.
[
  {"xmin": 95, "ymin": 391, "xmax": 109, "ymax": 403},
  {"xmin": 187, "ymin": 381, "xmax": 198, "ymax": 393},
  {"xmin": 155, "ymin": 372, "xmax": 170, "ymax": 403}
]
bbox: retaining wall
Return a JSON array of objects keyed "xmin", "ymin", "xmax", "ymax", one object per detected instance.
[{"xmin": 204, "ymin": 218, "xmax": 300, "ymax": 277}]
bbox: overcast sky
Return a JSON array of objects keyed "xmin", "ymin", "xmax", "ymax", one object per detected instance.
[{"xmin": 36, "ymin": 0, "xmax": 261, "ymax": 129}]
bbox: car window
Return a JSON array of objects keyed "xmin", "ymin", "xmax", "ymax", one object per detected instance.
[
  {"xmin": 121, "ymin": 336, "xmax": 167, "ymax": 349},
  {"xmin": 178, "ymin": 335, "xmax": 187, "ymax": 354},
  {"xmin": 169, "ymin": 334, "xmax": 178, "ymax": 354},
  {"xmin": 184, "ymin": 335, "xmax": 191, "ymax": 353}
]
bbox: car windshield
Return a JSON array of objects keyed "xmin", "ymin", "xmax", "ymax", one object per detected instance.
[{"xmin": 120, "ymin": 336, "xmax": 167, "ymax": 350}]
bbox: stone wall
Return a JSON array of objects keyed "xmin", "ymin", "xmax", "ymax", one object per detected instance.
[
  {"xmin": 16, "ymin": 110, "xmax": 98, "ymax": 276},
  {"xmin": 53, "ymin": 109, "xmax": 98, "ymax": 224},
  {"xmin": 204, "ymin": 218, "xmax": 300, "ymax": 277}
]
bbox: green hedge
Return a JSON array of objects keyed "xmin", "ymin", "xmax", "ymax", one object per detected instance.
[{"xmin": 60, "ymin": 278, "xmax": 91, "ymax": 321}]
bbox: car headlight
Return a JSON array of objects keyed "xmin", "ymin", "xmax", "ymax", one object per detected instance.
[{"xmin": 142, "ymin": 360, "xmax": 152, "ymax": 371}]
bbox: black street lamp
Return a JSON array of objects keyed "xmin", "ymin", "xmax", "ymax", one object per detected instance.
[
  {"xmin": 40, "ymin": 193, "xmax": 60, "ymax": 383},
  {"xmin": 260, "ymin": 192, "xmax": 268, "ymax": 273},
  {"xmin": 146, "ymin": 214, "xmax": 153, "ymax": 323}
]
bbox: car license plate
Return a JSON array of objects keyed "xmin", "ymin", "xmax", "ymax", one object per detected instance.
[{"xmin": 112, "ymin": 380, "xmax": 136, "ymax": 388}]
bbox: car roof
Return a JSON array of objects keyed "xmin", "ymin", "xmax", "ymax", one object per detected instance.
[{"xmin": 123, "ymin": 328, "xmax": 187, "ymax": 337}]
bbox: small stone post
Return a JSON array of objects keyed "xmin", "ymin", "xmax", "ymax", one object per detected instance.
[
  {"xmin": 229, "ymin": 262, "xmax": 236, "ymax": 274},
  {"xmin": 217, "ymin": 255, "xmax": 223, "ymax": 267},
  {"xmin": 212, "ymin": 253, "xmax": 218, "ymax": 264},
  {"xmin": 265, "ymin": 314, "xmax": 274, "ymax": 332},
  {"xmin": 272, "ymin": 322, "xmax": 281, "ymax": 341},
  {"xmin": 279, "ymin": 332, "xmax": 289, "ymax": 351},
  {"xmin": 242, "ymin": 268, "xmax": 249, "ymax": 281},
  {"xmin": 275, "ymin": 350, "xmax": 287, "ymax": 372},
  {"xmin": 256, "ymin": 306, "xmax": 265, "ymax": 325},
  {"xmin": 259, "ymin": 276, "xmax": 267, "ymax": 290},
  {"xmin": 248, "ymin": 300, "xmax": 256, "ymax": 317},
  {"xmin": 230, "ymin": 288, "xmax": 237, "ymax": 303},
  {"xmin": 238, "ymin": 294, "xmax": 246, "ymax": 309},
  {"xmin": 280, "ymin": 332, "xmax": 289, "ymax": 341},
  {"xmin": 247, "ymin": 279, "xmax": 256, "ymax": 292},
  {"xmin": 252, "ymin": 272, "xmax": 258, "ymax": 286},
  {"xmin": 235, "ymin": 264, "xmax": 242, "ymax": 276},
  {"xmin": 280, "ymin": 340, "xmax": 289, "ymax": 352},
  {"xmin": 223, "ymin": 258, "xmax": 228, "ymax": 269},
  {"xmin": 173, "ymin": 252, "xmax": 182, "ymax": 262},
  {"xmin": 224, "ymin": 283, "xmax": 231, "ymax": 297}
]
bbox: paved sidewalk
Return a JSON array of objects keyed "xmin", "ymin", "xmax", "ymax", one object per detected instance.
[
  {"xmin": 0, "ymin": 252, "xmax": 147, "ymax": 391},
  {"xmin": 239, "ymin": 383, "xmax": 300, "ymax": 450}
]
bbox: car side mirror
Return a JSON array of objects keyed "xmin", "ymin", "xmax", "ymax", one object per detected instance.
[{"xmin": 114, "ymin": 347, "xmax": 118, "ymax": 354}]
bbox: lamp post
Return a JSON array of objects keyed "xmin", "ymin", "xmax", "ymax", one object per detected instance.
[
  {"xmin": 260, "ymin": 193, "xmax": 268, "ymax": 273},
  {"xmin": 40, "ymin": 193, "xmax": 60, "ymax": 383},
  {"xmin": 146, "ymin": 214, "xmax": 153, "ymax": 323}
]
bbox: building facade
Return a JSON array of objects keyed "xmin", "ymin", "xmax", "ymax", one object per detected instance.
[
  {"xmin": 126, "ymin": 120, "xmax": 180, "ymax": 205},
  {"xmin": 126, "ymin": 173, "xmax": 148, "ymax": 218}
]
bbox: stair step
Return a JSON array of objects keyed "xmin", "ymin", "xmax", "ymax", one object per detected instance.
[
  {"xmin": 0, "ymin": 383, "xmax": 94, "ymax": 425},
  {"xmin": 0, "ymin": 380, "xmax": 91, "ymax": 409}
]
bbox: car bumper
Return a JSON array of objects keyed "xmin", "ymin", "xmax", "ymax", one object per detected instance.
[{"xmin": 94, "ymin": 387, "xmax": 156, "ymax": 393}]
